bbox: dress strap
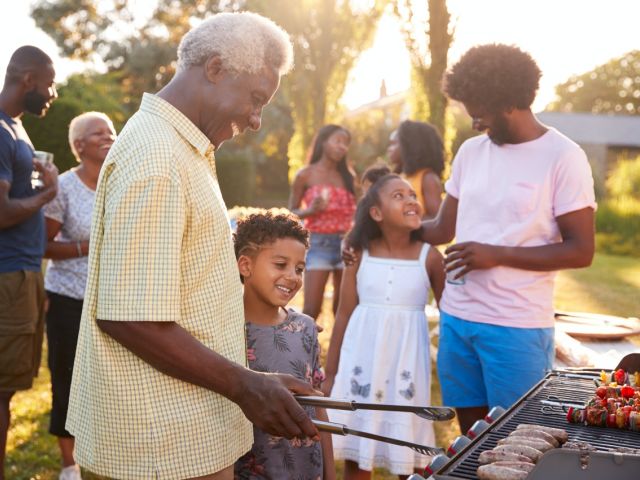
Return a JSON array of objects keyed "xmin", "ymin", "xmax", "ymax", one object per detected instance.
[{"xmin": 418, "ymin": 242, "xmax": 430, "ymax": 265}]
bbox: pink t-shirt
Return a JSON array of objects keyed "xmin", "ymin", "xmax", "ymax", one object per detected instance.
[{"xmin": 440, "ymin": 128, "xmax": 596, "ymax": 329}]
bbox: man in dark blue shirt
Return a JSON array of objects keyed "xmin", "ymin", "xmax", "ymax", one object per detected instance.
[{"xmin": 0, "ymin": 45, "xmax": 58, "ymax": 479}]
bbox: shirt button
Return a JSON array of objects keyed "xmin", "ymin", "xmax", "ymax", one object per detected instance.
[{"xmin": 388, "ymin": 280, "xmax": 392, "ymax": 284}]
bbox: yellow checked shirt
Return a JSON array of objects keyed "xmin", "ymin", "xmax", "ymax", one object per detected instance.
[{"xmin": 67, "ymin": 93, "xmax": 253, "ymax": 479}]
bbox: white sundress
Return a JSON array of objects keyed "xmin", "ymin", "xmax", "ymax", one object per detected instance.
[{"xmin": 330, "ymin": 243, "xmax": 436, "ymax": 474}]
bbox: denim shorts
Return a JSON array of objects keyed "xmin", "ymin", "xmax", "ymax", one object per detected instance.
[
  {"xmin": 437, "ymin": 310, "xmax": 554, "ymax": 409},
  {"xmin": 305, "ymin": 233, "xmax": 344, "ymax": 271}
]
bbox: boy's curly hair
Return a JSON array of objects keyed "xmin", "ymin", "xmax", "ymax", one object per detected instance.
[
  {"xmin": 443, "ymin": 44, "xmax": 541, "ymax": 111},
  {"xmin": 233, "ymin": 210, "xmax": 309, "ymax": 259}
]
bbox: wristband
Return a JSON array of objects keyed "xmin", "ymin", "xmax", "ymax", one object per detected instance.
[{"xmin": 76, "ymin": 241, "xmax": 83, "ymax": 257}]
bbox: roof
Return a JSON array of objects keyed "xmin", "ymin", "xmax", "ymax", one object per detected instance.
[{"xmin": 537, "ymin": 112, "xmax": 640, "ymax": 148}]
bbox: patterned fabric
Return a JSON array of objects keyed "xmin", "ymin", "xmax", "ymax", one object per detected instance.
[
  {"xmin": 67, "ymin": 93, "xmax": 253, "ymax": 480},
  {"xmin": 235, "ymin": 310, "xmax": 324, "ymax": 479},
  {"xmin": 44, "ymin": 170, "xmax": 94, "ymax": 300},
  {"xmin": 302, "ymin": 184, "xmax": 356, "ymax": 234},
  {"xmin": 330, "ymin": 244, "xmax": 435, "ymax": 474}
]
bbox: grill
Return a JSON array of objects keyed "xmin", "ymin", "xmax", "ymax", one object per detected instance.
[{"xmin": 432, "ymin": 365, "xmax": 640, "ymax": 480}]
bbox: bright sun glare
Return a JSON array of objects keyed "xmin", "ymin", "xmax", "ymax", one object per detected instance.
[{"xmin": 1, "ymin": 1, "xmax": 639, "ymax": 114}]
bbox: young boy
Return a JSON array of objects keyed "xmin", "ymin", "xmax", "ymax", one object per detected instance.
[{"xmin": 233, "ymin": 210, "xmax": 335, "ymax": 479}]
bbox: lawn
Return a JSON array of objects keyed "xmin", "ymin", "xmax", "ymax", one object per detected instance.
[{"xmin": 8, "ymin": 252, "xmax": 640, "ymax": 480}]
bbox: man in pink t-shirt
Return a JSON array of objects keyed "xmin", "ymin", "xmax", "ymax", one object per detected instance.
[{"xmin": 421, "ymin": 44, "xmax": 596, "ymax": 433}]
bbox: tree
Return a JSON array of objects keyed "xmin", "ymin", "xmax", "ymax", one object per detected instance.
[
  {"xmin": 392, "ymin": 0, "xmax": 454, "ymax": 134},
  {"xmin": 30, "ymin": 0, "xmax": 384, "ymax": 202},
  {"xmin": 548, "ymin": 50, "xmax": 640, "ymax": 115},
  {"xmin": 250, "ymin": 0, "xmax": 386, "ymax": 174}
]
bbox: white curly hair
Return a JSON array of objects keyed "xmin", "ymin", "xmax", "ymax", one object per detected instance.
[
  {"xmin": 177, "ymin": 11, "xmax": 293, "ymax": 75},
  {"xmin": 68, "ymin": 111, "xmax": 115, "ymax": 161}
]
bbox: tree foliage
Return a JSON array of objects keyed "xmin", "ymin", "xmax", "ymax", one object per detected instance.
[
  {"xmin": 22, "ymin": 71, "xmax": 131, "ymax": 174},
  {"xmin": 30, "ymin": 0, "xmax": 385, "ymax": 201},
  {"xmin": 392, "ymin": 0, "xmax": 453, "ymax": 133},
  {"xmin": 548, "ymin": 50, "xmax": 640, "ymax": 115},
  {"xmin": 249, "ymin": 0, "xmax": 386, "ymax": 173}
]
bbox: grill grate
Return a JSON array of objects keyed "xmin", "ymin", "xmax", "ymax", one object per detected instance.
[{"xmin": 435, "ymin": 372, "xmax": 640, "ymax": 480}]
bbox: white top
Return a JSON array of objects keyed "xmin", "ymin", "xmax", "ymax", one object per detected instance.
[
  {"xmin": 44, "ymin": 170, "xmax": 95, "ymax": 300},
  {"xmin": 440, "ymin": 128, "xmax": 596, "ymax": 328}
]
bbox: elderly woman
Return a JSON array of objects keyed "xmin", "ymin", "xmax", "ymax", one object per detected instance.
[{"xmin": 43, "ymin": 111, "xmax": 115, "ymax": 480}]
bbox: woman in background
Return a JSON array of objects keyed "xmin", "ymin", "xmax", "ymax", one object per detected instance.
[
  {"xmin": 43, "ymin": 112, "xmax": 116, "ymax": 480},
  {"xmin": 387, "ymin": 120, "xmax": 445, "ymax": 219},
  {"xmin": 289, "ymin": 124, "xmax": 356, "ymax": 320}
]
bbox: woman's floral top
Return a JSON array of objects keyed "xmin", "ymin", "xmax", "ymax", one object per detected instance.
[{"xmin": 234, "ymin": 309, "xmax": 325, "ymax": 480}]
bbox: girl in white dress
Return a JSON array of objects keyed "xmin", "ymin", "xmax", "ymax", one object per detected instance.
[{"xmin": 323, "ymin": 174, "xmax": 445, "ymax": 478}]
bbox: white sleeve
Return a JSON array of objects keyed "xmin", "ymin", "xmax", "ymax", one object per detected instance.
[{"xmin": 552, "ymin": 146, "xmax": 597, "ymax": 217}]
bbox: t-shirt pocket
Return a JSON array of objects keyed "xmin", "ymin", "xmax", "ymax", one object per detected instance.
[{"xmin": 507, "ymin": 182, "xmax": 541, "ymax": 220}]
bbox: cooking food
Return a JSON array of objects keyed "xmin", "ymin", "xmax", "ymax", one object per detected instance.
[
  {"xmin": 497, "ymin": 436, "xmax": 555, "ymax": 452},
  {"xmin": 477, "ymin": 423, "xmax": 569, "ymax": 479},
  {"xmin": 567, "ymin": 368, "xmax": 640, "ymax": 431},
  {"xmin": 477, "ymin": 463, "xmax": 530, "ymax": 480},
  {"xmin": 515, "ymin": 423, "xmax": 569, "ymax": 444},
  {"xmin": 478, "ymin": 450, "xmax": 532, "ymax": 465},
  {"xmin": 507, "ymin": 428, "xmax": 559, "ymax": 447},
  {"xmin": 492, "ymin": 444, "xmax": 543, "ymax": 463}
]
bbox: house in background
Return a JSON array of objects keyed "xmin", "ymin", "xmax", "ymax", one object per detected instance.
[{"xmin": 536, "ymin": 112, "xmax": 640, "ymax": 194}]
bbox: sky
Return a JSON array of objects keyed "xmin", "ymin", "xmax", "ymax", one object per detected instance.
[{"xmin": 2, "ymin": 0, "xmax": 639, "ymax": 113}]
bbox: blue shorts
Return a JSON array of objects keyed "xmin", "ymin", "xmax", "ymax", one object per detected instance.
[
  {"xmin": 437, "ymin": 311, "xmax": 554, "ymax": 409},
  {"xmin": 305, "ymin": 233, "xmax": 344, "ymax": 271}
]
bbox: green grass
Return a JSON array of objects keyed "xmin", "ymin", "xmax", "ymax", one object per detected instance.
[{"xmin": 8, "ymin": 252, "xmax": 640, "ymax": 479}]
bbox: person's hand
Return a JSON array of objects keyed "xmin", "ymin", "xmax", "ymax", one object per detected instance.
[
  {"xmin": 444, "ymin": 242, "xmax": 502, "ymax": 277},
  {"xmin": 308, "ymin": 195, "xmax": 328, "ymax": 214},
  {"xmin": 36, "ymin": 161, "xmax": 59, "ymax": 199},
  {"xmin": 320, "ymin": 373, "xmax": 335, "ymax": 397},
  {"xmin": 235, "ymin": 370, "xmax": 321, "ymax": 440},
  {"xmin": 340, "ymin": 239, "xmax": 360, "ymax": 266}
]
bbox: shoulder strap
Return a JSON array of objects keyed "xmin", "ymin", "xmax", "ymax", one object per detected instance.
[{"xmin": 418, "ymin": 242, "xmax": 430, "ymax": 264}]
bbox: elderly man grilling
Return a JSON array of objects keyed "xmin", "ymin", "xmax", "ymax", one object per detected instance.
[{"xmin": 67, "ymin": 12, "xmax": 319, "ymax": 480}]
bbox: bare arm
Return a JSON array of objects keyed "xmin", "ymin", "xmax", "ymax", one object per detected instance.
[
  {"xmin": 43, "ymin": 217, "xmax": 89, "ymax": 259},
  {"xmin": 0, "ymin": 162, "xmax": 58, "ymax": 229},
  {"xmin": 288, "ymin": 169, "xmax": 325, "ymax": 219},
  {"xmin": 419, "ymin": 193, "xmax": 458, "ymax": 245},
  {"xmin": 444, "ymin": 207, "xmax": 595, "ymax": 277},
  {"xmin": 322, "ymin": 258, "xmax": 360, "ymax": 395},
  {"xmin": 97, "ymin": 319, "xmax": 320, "ymax": 440},
  {"xmin": 426, "ymin": 246, "xmax": 445, "ymax": 306},
  {"xmin": 421, "ymin": 172, "xmax": 443, "ymax": 220}
]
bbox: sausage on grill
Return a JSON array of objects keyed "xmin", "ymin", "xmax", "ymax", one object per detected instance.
[
  {"xmin": 508, "ymin": 428, "xmax": 559, "ymax": 447},
  {"xmin": 489, "ymin": 461, "xmax": 535, "ymax": 472},
  {"xmin": 493, "ymin": 444, "xmax": 543, "ymax": 463},
  {"xmin": 516, "ymin": 423, "xmax": 569, "ymax": 444},
  {"xmin": 478, "ymin": 450, "xmax": 532, "ymax": 465},
  {"xmin": 477, "ymin": 464, "xmax": 529, "ymax": 480},
  {"xmin": 497, "ymin": 436, "xmax": 555, "ymax": 452}
]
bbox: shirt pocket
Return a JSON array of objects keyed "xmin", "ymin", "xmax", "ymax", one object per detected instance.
[{"xmin": 506, "ymin": 182, "xmax": 541, "ymax": 220}]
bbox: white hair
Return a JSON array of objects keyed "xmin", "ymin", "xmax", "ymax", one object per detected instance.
[
  {"xmin": 177, "ymin": 11, "xmax": 293, "ymax": 75},
  {"xmin": 68, "ymin": 111, "xmax": 114, "ymax": 161}
]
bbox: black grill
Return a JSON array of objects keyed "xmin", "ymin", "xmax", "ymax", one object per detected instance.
[{"xmin": 434, "ymin": 371, "xmax": 640, "ymax": 480}]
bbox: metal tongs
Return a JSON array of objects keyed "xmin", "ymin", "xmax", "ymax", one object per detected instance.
[
  {"xmin": 540, "ymin": 395, "xmax": 585, "ymax": 414},
  {"xmin": 312, "ymin": 419, "xmax": 444, "ymax": 456},
  {"xmin": 296, "ymin": 395, "xmax": 455, "ymax": 421},
  {"xmin": 295, "ymin": 396, "xmax": 454, "ymax": 456}
]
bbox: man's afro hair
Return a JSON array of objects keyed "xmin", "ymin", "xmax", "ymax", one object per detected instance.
[{"xmin": 443, "ymin": 43, "xmax": 541, "ymax": 111}]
